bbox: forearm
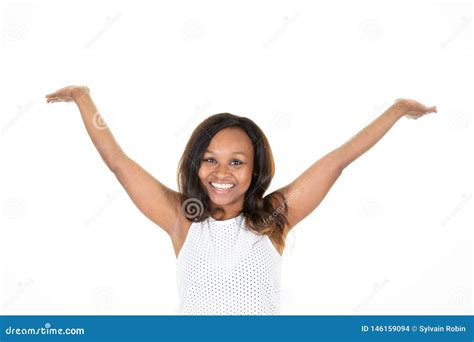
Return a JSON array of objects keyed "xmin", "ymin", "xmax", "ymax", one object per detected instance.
[
  {"xmin": 332, "ymin": 101, "xmax": 408, "ymax": 170},
  {"xmin": 72, "ymin": 89, "xmax": 126, "ymax": 171}
]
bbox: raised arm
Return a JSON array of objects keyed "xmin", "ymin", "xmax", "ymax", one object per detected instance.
[
  {"xmin": 45, "ymin": 86, "xmax": 184, "ymax": 236},
  {"xmin": 274, "ymin": 99, "xmax": 437, "ymax": 232}
]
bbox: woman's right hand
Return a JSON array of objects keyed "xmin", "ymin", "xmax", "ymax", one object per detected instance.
[
  {"xmin": 394, "ymin": 98, "xmax": 437, "ymax": 120},
  {"xmin": 45, "ymin": 85, "xmax": 90, "ymax": 103}
]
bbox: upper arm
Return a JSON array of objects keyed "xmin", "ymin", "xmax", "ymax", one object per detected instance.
[
  {"xmin": 275, "ymin": 152, "xmax": 344, "ymax": 232},
  {"xmin": 111, "ymin": 155, "xmax": 184, "ymax": 236}
]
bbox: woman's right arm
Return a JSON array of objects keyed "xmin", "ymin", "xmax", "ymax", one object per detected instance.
[{"xmin": 45, "ymin": 86, "xmax": 185, "ymax": 236}]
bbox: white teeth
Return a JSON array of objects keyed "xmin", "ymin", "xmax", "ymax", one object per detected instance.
[{"xmin": 211, "ymin": 182, "xmax": 235, "ymax": 190}]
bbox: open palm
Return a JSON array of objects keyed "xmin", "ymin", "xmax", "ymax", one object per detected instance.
[
  {"xmin": 45, "ymin": 85, "xmax": 89, "ymax": 103},
  {"xmin": 395, "ymin": 98, "xmax": 437, "ymax": 120}
]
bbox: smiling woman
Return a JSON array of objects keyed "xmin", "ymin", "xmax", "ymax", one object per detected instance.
[
  {"xmin": 44, "ymin": 85, "xmax": 437, "ymax": 315},
  {"xmin": 177, "ymin": 113, "xmax": 290, "ymax": 251},
  {"xmin": 175, "ymin": 113, "xmax": 289, "ymax": 314},
  {"xmin": 199, "ymin": 128, "xmax": 255, "ymax": 216}
]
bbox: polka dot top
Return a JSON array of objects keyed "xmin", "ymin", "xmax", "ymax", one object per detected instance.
[{"xmin": 175, "ymin": 213, "xmax": 282, "ymax": 315}]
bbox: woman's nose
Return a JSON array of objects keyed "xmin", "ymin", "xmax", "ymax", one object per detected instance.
[{"xmin": 215, "ymin": 164, "xmax": 231, "ymax": 177}]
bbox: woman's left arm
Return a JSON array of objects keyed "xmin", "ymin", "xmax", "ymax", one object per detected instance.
[
  {"xmin": 331, "ymin": 99, "xmax": 437, "ymax": 169},
  {"xmin": 275, "ymin": 99, "xmax": 437, "ymax": 231}
]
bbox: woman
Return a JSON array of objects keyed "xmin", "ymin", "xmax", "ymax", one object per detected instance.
[{"xmin": 45, "ymin": 86, "xmax": 437, "ymax": 315}]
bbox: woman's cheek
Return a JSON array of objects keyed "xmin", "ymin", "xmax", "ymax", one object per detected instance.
[
  {"xmin": 198, "ymin": 165, "xmax": 208, "ymax": 179},
  {"xmin": 238, "ymin": 168, "xmax": 253, "ymax": 189}
]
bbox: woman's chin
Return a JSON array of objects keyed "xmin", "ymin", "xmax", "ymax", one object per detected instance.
[{"xmin": 209, "ymin": 195, "xmax": 232, "ymax": 205}]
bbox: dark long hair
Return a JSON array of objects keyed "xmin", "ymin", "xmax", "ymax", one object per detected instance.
[{"xmin": 177, "ymin": 113, "xmax": 289, "ymax": 251}]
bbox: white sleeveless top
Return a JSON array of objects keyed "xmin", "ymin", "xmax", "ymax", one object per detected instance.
[{"xmin": 175, "ymin": 213, "xmax": 282, "ymax": 315}]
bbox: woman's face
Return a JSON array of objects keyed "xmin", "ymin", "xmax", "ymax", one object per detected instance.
[{"xmin": 198, "ymin": 127, "xmax": 254, "ymax": 216}]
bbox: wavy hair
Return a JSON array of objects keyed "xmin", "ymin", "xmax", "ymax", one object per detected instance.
[{"xmin": 177, "ymin": 113, "xmax": 289, "ymax": 251}]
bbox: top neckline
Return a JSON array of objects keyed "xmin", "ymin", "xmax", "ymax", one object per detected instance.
[{"xmin": 208, "ymin": 213, "xmax": 244, "ymax": 224}]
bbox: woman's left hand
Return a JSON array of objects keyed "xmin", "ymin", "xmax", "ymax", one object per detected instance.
[{"xmin": 395, "ymin": 98, "xmax": 437, "ymax": 120}]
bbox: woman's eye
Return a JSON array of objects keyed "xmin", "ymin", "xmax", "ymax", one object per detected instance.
[{"xmin": 203, "ymin": 158, "xmax": 242, "ymax": 166}]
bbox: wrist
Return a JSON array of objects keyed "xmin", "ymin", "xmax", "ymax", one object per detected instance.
[
  {"xmin": 71, "ymin": 86, "xmax": 90, "ymax": 101},
  {"xmin": 390, "ymin": 100, "xmax": 409, "ymax": 120}
]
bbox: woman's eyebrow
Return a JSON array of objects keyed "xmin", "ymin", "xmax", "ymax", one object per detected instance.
[{"xmin": 205, "ymin": 150, "xmax": 246, "ymax": 156}]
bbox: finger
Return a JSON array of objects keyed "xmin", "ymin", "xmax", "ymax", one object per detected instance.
[{"xmin": 47, "ymin": 97, "xmax": 63, "ymax": 103}]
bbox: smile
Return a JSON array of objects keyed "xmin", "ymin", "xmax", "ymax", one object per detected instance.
[{"xmin": 210, "ymin": 182, "xmax": 235, "ymax": 192}]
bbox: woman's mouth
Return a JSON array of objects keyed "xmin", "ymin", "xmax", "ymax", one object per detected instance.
[{"xmin": 209, "ymin": 182, "xmax": 236, "ymax": 194}]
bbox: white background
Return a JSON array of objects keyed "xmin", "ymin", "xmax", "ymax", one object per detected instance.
[{"xmin": 0, "ymin": 0, "xmax": 472, "ymax": 315}]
